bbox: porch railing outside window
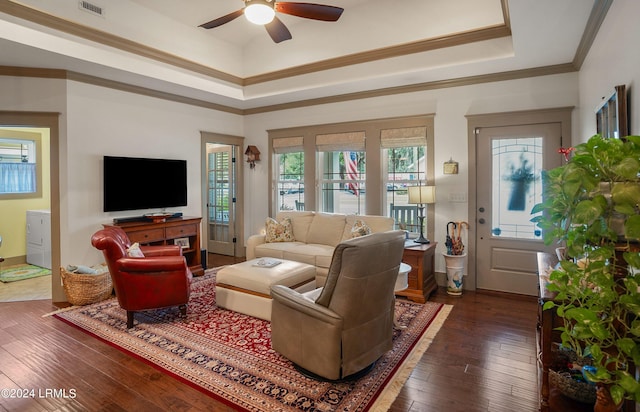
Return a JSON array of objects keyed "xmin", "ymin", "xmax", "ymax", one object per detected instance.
[
  {"xmin": 382, "ymin": 127, "xmax": 427, "ymax": 232},
  {"xmin": 273, "ymin": 136, "xmax": 304, "ymax": 211},
  {"xmin": 276, "ymin": 152, "xmax": 304, "ymax": 211}
]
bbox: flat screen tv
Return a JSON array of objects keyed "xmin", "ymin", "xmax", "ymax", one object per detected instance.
[{"xmin": 103, "ymin": 156, "xmax": 187, "ymax": 212}]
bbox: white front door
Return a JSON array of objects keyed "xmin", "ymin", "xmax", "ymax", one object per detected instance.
[{"xmin": 475, "ymin": 123, "xmax": 563, "ymax": 295}]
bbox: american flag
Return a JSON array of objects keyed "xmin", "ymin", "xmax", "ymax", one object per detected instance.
[{"xmin": 343, "ymin": 151, "xmax": 359, "ymax": 196}]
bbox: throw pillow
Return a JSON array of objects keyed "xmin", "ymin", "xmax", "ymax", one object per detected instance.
[
  {"xmin": 306, "ymin": 213, "xmax": 346, "ymax": 246},
  {"xmin": 351, "ymin": 219, "xmax": 372, "ymax": 238},
  {"xmin": 126, "ymin": 242, "xmax": 145, "ymax": 258},
  {"xmin": 66, "ymin": 264, "xmax": 98, "ymax": 274},
  {"xmin": 265, "ymin": 217, "xmax": 295, "ymax": 243}
]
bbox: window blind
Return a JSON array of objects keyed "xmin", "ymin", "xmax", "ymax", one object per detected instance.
[
  {"xmin": 380, "ymin": 127, "xmax": 427, "ymax": 148},
  {"xmin": 272, "ymin": 136, "xmax": 304, "ymax": 154},
  {"xmin": 315, "ymin": 132, "xmax": 365, "ymax": 152}
]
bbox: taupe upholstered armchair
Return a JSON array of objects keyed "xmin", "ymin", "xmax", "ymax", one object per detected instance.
[{"xmin": 270, "ymin": 230, "xmax": 406, "ymax": 380}]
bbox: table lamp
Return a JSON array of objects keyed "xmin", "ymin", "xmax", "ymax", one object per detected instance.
[{"xmin": 408, "ymin": 185, "xmax": 436, "ymax": 244}]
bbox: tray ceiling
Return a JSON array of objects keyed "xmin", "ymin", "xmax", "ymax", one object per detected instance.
[{"xmin": 0, "ymin": 0, "xmax": 600, "ymax": 111}]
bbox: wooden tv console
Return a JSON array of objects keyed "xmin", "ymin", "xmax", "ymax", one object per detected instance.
[{"xmin": 104, "ymin": 216, "xmax": 204, "ymax": 276}]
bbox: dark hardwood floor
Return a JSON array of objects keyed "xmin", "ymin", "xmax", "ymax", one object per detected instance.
[{"xmin": 0, "ymin": 254, "xmax": 539, "ymax": 411}]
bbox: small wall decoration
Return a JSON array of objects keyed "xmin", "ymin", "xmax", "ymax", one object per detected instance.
[
  {"xmin": 245, "ymin": 145, "xmax": 261, "ymax": 169},
  {"xmin": 443, "ymin": 158, "xmax": 458, "ymax": 174}
]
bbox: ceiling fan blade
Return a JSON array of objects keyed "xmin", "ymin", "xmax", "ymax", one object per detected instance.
[
  {"xmin": 274, "ymin": 2, "xmax": 343, "ymax": 21},
  {"xmin": 265, "ymin": 16, "xmax": 292, "ymax": 43},
  {"xmin": 199, "ymin": 9, "xmax": 244, "ymax": 29}
]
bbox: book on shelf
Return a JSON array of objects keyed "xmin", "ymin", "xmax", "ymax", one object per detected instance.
[{"xmin": 252, "ymin": 258, "xmax": 281, "ymax": 268}]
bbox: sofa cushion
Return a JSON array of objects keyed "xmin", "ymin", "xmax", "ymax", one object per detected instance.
[
  {"xmin": 342, "ymin": 215, "xmax": 394, "ymax": 240},
  {"xmin": 265, "ymin": 217, "xmax": 296, "ymax": 243},
  {"xmin": 255, "ymin": 241, "xmax": 306, "ymax": 259},
  {"xmin": 307, "ymin": 213, "xmax": 347, "ymax": 247},
  {"xmin": 254, "ymin": 242, "xmax": 334, "ymax": 269},
  {"xmin": 283, "ymin": 244, "xmax": 335, "ymax": 268},
  {"xmin": 276, "ymin": 211, "xmax": 315, "ymax": 243}
]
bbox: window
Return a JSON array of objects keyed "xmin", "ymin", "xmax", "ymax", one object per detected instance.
[
  {"xmin": 382, "ymin": 126, "xmax": 427, "ymax": 231},
  {"xmin": 317, "ymin": 132, "xmax": 366, "ymax": 214},
  {"xmin": 268, "ymin": 115, "xmax": 434, "ymax": 237},
  {"xmin": 273, "ymin": 137, "xmax": 304, "ymax": 211},
  {"xmin": 0, "ymin": 130, "xmax": 43, "ymax": 199},
  {"xmin": 492, "ymin": 136, "xmax": 543, "ymax": 239}
]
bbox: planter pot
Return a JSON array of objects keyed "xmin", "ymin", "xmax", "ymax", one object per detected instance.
[
  {"xmin": 443, "ymin": 253, "xmax": 466, "ymax": 296},
  {"xmin": 594, "ymin": 384, "xmax": 623, "ymax": 412}
]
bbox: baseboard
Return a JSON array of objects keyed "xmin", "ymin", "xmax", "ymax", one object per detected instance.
[{"xmin": 0, "ymin": 255, "xmax": 26, "ymax": 267}]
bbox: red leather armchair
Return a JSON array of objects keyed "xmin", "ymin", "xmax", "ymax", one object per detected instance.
[{"xmin": 91, "ymin": 226, "xmax": 193, "ymax": 328}]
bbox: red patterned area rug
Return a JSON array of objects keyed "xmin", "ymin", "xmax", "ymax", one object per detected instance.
[{"xmin": 55, "ymin": 269, "xmax": 451, "ymax": 411}]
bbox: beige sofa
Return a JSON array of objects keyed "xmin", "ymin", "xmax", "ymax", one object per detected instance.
[{"xmin": 246, "ymin": 211, "xmax": 395, "ymax": 287}]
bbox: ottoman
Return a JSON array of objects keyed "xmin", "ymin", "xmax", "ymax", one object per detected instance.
[{"xmin": 215, "ymin": 258, "xmax": 316, "ymax": 321}]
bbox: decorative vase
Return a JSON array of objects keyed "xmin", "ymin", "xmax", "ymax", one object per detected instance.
[{"xmin": 443, "ymin": 253, "xmax": 466, "ymax": 296}]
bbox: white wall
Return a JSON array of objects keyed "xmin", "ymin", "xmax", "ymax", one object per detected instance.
[
  {"xmin": 578, "ymin": 0, "xmax": 640, "ymax": 140},
  {"xmin": 1, "ymin": 0, "xmax": 636, "ymax": 299},
  {"xmin": 244, "ymin": 72, "xmax": 580, "ymax": 274},
  {"xmin": 0, "ymin": 76, "xmax": 243, "ymax": 301},
  {"xmin": 64, "ymin": 81, "xmax": 243, "ymax": 269}
]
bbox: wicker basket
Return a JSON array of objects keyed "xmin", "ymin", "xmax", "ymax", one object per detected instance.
[
  {"xmin": 549, "ymin": 369, "xmax": 596, "ymax": 404},
  {"xmin": 60, "ymin": 267, "xmax": 113, "ymax": 306}
]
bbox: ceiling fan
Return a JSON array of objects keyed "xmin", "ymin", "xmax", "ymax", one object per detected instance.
[{"xmin": 199, "ymin": 0, "xmax": 344, "ymax": 43}]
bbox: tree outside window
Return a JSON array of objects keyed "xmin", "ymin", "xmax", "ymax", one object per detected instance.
[{"xmin": 276, "ymin": 152, "xmax": 304, "ymax": 211}]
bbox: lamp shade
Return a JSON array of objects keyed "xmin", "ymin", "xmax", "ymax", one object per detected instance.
[
  {"xmin": 244, "ymin": 0, "xmax": 275, "ymax": 24},
  {"xmin": 408, "ymin": 185, "xmax": 436, "ymax": 204}
]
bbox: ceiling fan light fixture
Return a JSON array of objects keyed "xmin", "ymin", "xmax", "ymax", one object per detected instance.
[{"xmin": 244, "ymin": 0, "xmax": 275, "ymax": 25}]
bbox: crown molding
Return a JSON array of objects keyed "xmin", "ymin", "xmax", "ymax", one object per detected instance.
[
  {"xmin": 0, "ymin": 65, "xmax": 243, "ymax": 115},
  {"xmin": 66, "ymin": 71, "xmax": 244, "ymax": 115},
  {"xmin": 1, "ymin": 0, "xmax": 602, "ymax": 115},
  {"xmin": 244, "ymin": 63, "xmax": 577, "ymax": 114},
  {"xmin": 572, "ymin": 0, "xmax": 613, "ymax": 69},
  {"xmin": 0, "ymin": 0, "xmax": 511, "ymax": 87},
  {"xmin": 244, "ymin": 24, "xmax": 512, "ymax": 86},
  {"xmin": 0, "ymin": 63, "xmax": 577, "ymax": 115},
  {"xmin": 0, "ymin": 0, "xmax": 242, "ymax": 86},
  {"xmin": 0, "ymin": 65, "xmax": 66, "ymax": 79}
]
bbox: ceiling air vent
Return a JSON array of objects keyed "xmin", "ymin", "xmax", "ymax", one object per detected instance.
[{"xmin": 78, "ymin": 1, "xmax": 104, "ymax": 17}]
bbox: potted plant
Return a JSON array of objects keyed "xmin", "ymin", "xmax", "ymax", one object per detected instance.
[{"xmin": 531, "ymin": 134, "xmax": 640, "ymax": 409}]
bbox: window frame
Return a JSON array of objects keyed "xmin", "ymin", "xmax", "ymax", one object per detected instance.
[
  {"xmin": 317, "ymin": 149, "xmax": 366, "ymax": 214},
  {"xmin": 268, "ymin": 115, "xmax": 435, "ymax": 236},
  {"xmin": 384, "ymin": 145, "xmax": 426, "ymax": 231},
  {"xmin": 274, "ymin": 151, "xmax": 305, "ymax": 211}
]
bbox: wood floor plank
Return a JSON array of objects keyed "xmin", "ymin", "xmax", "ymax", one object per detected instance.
[{"xmin": 0, "ymin": 261, "xmax": 541, "ymax": 412}]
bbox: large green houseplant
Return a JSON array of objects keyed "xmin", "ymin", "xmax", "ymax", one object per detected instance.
[{"xmin": 531, "ymin": 134, "xmax": 640, "ymax": 407}]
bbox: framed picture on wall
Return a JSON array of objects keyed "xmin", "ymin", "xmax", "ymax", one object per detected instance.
[
  {"xmin": 174, "ymin": 237, "xmax": 190, "ymax": 249},
  {"xmin": 595, "ymin": 84, "xmax": 628, "ymax": 139}
]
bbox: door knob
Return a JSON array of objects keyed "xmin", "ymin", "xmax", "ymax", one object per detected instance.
[
  {"xmin": 479, "ymin": 218, "xmax": 486, "ymax": 224},
  {"xmin": 479, "ymin": 207, "xmax": 485, "ymax": 212}
]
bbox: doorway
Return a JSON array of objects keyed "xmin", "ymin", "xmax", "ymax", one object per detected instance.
[
  {"xmin": 201, "ymin": 133, "xmax": 244, "ymax": 259},
  {"xmin": 0, "ymin": 112, "xmax": 60, "ymax": 302},
  {"xmin": 467, "ymin": 108, "xmax": 572, "ymax": 295}
]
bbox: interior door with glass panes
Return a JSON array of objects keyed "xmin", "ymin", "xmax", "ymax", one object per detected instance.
[
  {"xmin": 206, "ymin": 144, "xmax": 236, "ymax": 255},
  {"xmin": 476, "ymin": 123, "xmax": 562, "ymax": 295}
]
